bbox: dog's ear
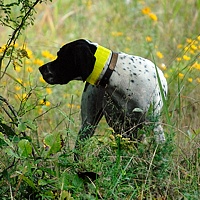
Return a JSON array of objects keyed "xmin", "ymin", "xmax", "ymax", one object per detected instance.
[{"xmin": 74, "ymin": 45, "xmax": 96, "ymax": 82}]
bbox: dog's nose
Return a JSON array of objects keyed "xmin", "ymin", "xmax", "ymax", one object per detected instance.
[
  {"xmin": 39, "ymin": 64, "xmax": 55, "ymax": 84},
  {"xmin": 39, "ymin": 64, "xmax": 51, "ymax": 75}
]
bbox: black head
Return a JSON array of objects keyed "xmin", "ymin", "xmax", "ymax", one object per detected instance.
[{"xmin": 39, "ymin": 39, "xmax": 96, "ymax": 84}]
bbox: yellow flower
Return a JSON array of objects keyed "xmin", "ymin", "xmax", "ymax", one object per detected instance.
[
  {"xmin": 164, "ymin": 73, "xmax": 169, "ymax": 78},
  {"xmin": 63, "ymin": 93, "xmax": 71, "ymax": 98},
  {"xmin": 86, "ymin": 0, "xmax": 92, "ymax": 9},
  {"xmin": 76, "ymin": 105, "xmax": 81, "ymax": 109},
  {"xmin": 45, "ymin": 101, "xmax": 51, "ymax": 106},
  {"xmin": 39, "ymin": 76, "xmax": 46, "ymax": 83},
  {"xmin": 46, "ymin": 88, "xmax": 52, "ymax": 94},
  {"xmin": 42, "ymin": 50, "xmax": 56, "ymax": 60},
  {"xmin": 67, "ymin": 103, "xmax": 75, "ymax": 108},
  {"xmin": 197, "ymin": 35, "xmax": 200, "ymax": 41},
  {"xmin": 184, "ymin": 46, "xmax": 189, "ymax": 52},
  {"xmin": 21, "ymin": 93, "xmax": 29, "ymax": 102},
  {"xmin": 142, "ymin": 7, "xmax": 151, "ymax": 15},
  {"xmin": 124, "ymin": 48, "xmax": 130, "ymax": 52},
  {"xmin": 146, "ymin": 36, "xmax": 152, "ymax": 42},
  {"xmin": 192, "ymin": 62, "xmax": 200, "ymax": 70},
  {"xmin": 26, "ymin": 66, "xmax": 33, "ymax": 73},
  {"xmin": 15, "ymin": 86, "xmax": 21, "ymax": 91},
  {"xmin": 26, "ymin": 49, "xmax": 33, "ymax": 58},
  {"xmin": 0, "ymin": 45, "xmax": 6, "ymax": 53},
  {"xmin": 178, "ymin": 73, "xmax": 184, "ymax": 79},
  {"xmin": 39, "ymin": 99, "xmax": 45, "ymax": 105},
  {"xmin": 25, "ymin": 59, "xmax": 31, "ymax": 64},
  {"xmin": 186, "ymin": 38, "xmax": 192, "ymax": 43},
  {"xmin": 111, "ymin": 31, "xmax": 123, "ymax": 37},
  {"xmin": 177, "ymin": 44, "xmax": 183, "ymax": 49},
  {"xmin": 15, "ymin": 66, "xmax": 21, "ymax": 72},
  {"xmin": 126, "ymin": 36, "xmax": 131, "ymax": 41},
  {"xmin": 191, "ymin": 45, "xmax": 197, "ymax": 50},
  {"xmin": 39, "ymin": 99, "xmax": 51, "ymax": 106},
  {"xmin": 156, "ymin": 51, "xmax": 164, "ymax": 59},
  {"xmin": 183, "ymin": 55, "xmax": 190, "ymax": 61},
  {"xmin": 187, "ymin": 78, "xmax": 193, "ymax": 82},
  {"xmin": 148, "ymin": 13, "xmax": 158, "ymax": 21},
  {"xmin": 176, "ymin": 57, "xmax": 182, "ymax": 61},
  {"xmin": 13, "ymin": 43, "xmax": 18, "ymax": 48},
  {"xmin": 33, "ymin": 59, "xmax": 44, "ymax": 66},
  {"xmin": 189, "ymin": 50, "xmax": 195, "ymax": 54}
]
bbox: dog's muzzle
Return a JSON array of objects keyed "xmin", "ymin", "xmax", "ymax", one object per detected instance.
[{"xmin": 39, "ymin": 63, "xmax": 55, "ymax": 84}]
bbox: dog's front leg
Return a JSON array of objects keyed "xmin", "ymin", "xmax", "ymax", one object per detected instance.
[{"xmin": 74, "ymin": 83, "xmax": 105, "ymax": 161}]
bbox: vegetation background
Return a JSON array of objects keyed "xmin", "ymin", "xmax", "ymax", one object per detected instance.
[{"xmin": 0, "ymin": 0, "xmax": 199, "ymax": 199}]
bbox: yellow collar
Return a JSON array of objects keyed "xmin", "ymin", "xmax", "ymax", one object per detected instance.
[{"xmin": 86, "ymin": 45, "xmax": 112, "ymax": 85}]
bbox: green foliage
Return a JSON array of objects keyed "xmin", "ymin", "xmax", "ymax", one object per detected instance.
[
  {"xmin": 0, "ymin": 0, "xmax": 200, "ymax": 199},
  {"xmin": 43, "ymin": 132, "xmax": 62, "ymax": 156},
  {"xmin": 0, "ymin": 0, "xmax": 52, "ymax": 79}
]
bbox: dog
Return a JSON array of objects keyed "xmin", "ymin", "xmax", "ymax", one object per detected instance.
[{"xmin": 39, "ymin": 39, "xmax": 167, "ymax": 160}]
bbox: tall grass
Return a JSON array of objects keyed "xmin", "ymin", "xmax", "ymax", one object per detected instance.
[{"xmin": 0, "ymin": 0, "xmax": 199, "ymax": 199}]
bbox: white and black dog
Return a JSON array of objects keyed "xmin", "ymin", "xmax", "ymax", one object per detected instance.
[{"xmin": 39, "ymin": 39, "xmax": 167, "ymax": 160}]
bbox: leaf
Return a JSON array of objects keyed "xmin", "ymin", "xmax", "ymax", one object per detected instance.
[
  {"xmin": 18, "ymin": 139, "xmax": 32, "ymax": 158},
  {"xmin": 38, "ymin": 179, "xmax": 48, "ymax": 186},
  {"xmin": 0, "ymin": 132, "xmax": 14, "ymax": 148},
  {"xmin": 18, "ymin": 121, "xmax": 27, "ymax": 132},
  {"xmin": 21, "ymin": 174, "xmax": 38, "ymax": 191},
  {"xmin": 25, "ymin": 120, "xmax": 37, "ymax": 131},
  {"xmin": 4, "ymin": 147, "xmax": 20, "ymax": 158},
  {"xmin": 60, "ymin": 190, "xmax": 74, "ymax": 200},
  {"xmin": 43, "ymin": 132, "xmax": 61, "ymax": 156}
]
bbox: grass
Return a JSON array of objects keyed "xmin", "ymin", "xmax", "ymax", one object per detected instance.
[{"xmin": 0, "ymin": 0, "xmax": 200, "ymax": 199}]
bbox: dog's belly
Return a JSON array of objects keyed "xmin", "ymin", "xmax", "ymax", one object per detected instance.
[{"xmin": 103, "ymin": 93, "xmax": 146, "ymax": 137}]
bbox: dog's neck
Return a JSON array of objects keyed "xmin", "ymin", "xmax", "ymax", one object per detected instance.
[{"xmin": 86, "ymin": 43, "xmax": 118, "ymax": 87}]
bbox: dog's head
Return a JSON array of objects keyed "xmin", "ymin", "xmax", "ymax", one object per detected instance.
[{"xmin": 39, "ymin": 39, "xmax": 96, "ymax": 84}]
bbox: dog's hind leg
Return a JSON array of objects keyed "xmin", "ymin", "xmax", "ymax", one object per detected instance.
[{"xmin": 74, "ymin": 83, "xmax": 105, "ymax": 161}]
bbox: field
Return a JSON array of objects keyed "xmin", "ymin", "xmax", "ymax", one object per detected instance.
[{"xmin": 0, "ymin": 0, "xmax": 200, "ymax": 199}]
